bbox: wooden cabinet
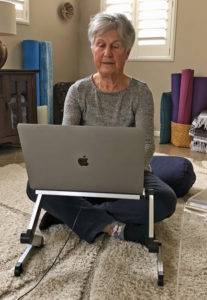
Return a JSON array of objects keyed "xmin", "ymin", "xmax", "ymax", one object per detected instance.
[
  {"xmin": 53, "ymin": 82, "xmax": 74, "ymax": 124},
  {"xmin": 0, "ymin": 69, "xmax": 38, "ymax": 144}
]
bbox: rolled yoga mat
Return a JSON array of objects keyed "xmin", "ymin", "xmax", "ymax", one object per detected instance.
[
  {"xmin": 22, "ymin": 40, "xmax": 40, "ymax": 106},
  {"xmin": 160, "ymin": 92, "xmax": 172, "ymax": 144},
  {"xmin": 177, "ymin": 69, "xmax": 194, "ymax": 124},
  {"xmin": 171, "ymin": 73, "xmax": 181, "ymax": 123},
  {"xmin": 191, "ymin": 77, "xmax": 207, "ymax": 122},
  {"xmin": 39, "ymin": 41, "xmax": 53, "ymax": 124}
]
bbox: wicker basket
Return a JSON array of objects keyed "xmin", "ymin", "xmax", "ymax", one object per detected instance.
[{"xmin": 171, "ymin": 121, "xmax": 193, "ymax": 148}]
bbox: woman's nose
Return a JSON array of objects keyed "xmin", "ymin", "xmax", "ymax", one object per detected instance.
[{"xmin": 104, "ymin": 46, "xmax": 113, "ymax": 57}]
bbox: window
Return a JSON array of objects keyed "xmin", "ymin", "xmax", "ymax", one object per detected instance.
[
  {"xmin": 100, "ymin": 0, "xmax": 177, "ymax": 61},
  {"xmin": 6, "ymin": 0, "xmax": 29, "ymax": 24}
]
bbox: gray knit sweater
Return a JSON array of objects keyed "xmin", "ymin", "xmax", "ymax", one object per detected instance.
[{"xmin": 62, "ymin": 75, "xmax": 154, "ymax": 170}]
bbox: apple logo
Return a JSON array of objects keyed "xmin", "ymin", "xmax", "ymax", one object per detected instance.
[{"xmin": 78, "ymin": 155, "xmax": 89, "ymax": 166}]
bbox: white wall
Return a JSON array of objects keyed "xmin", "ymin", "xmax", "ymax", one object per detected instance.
[
  {"xmin": 3, "ymin": 0, "xmax": 207, "ymax": 130},
  {"xmin": 3, "ymin": 0, "xmax": 80, "ymax": 83},
  {"xmin": 78, "ymin": 0, "xmax": 207, "ymax": 131}
]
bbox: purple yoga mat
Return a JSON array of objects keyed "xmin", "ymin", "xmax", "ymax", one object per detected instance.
[
  {"xmin": 191, "ymin": 77, "xmax": 207, "ymax": 122},
  {"xmin": 171, "ymin": 73, "xmax": 181, "ymax": 122},
  {"xmin": 177, "ymin": 69, "xmax": 194, "ymax": 124}
]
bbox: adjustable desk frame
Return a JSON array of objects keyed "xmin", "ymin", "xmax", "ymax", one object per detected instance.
[{"xmin": 14, "ymin": 188, "xmax": 164, "ymax": 286}]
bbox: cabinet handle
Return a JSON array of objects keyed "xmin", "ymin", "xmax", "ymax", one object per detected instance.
[{"xmin": 5, "ymin": 102, "xmax": 9, "ymax": 110}]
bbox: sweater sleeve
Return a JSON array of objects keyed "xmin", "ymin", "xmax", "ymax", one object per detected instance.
[
  {"xmin": 135, "ymin": 83, "xmax": 155, "ymax": 169},
  {"xmin": 62, "ymin": 84, "xmax": 81, "ymax": 125}
]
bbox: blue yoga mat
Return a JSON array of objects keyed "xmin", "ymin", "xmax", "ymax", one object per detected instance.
[
  {"xmin": 22, "ymin": 40, "xmax": 40, "ymax": 106},
  {"xmin": 22, "ymin": 40, "xmax": 54, "ymax": 123},
  {"xmin": 39, "ymin": 41, "xmax": 53, "ymax": 123}
]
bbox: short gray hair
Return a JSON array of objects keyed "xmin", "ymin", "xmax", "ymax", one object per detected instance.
[{"xmin": 88, "ymin": 12, "xmax": 135, "ymax": 51}]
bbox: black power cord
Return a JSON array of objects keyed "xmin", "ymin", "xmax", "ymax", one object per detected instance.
[
  {"xmin": 17, "ymin": 204, "xmax": 84, "ymax": 300},
  {"xmin": 17, "ymin": 231, "xmax": 72, "ymax": 300}
]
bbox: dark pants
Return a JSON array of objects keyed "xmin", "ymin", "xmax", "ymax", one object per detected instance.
[{"xmin": 27, "ymin": 171, "xmax": 177, "ymax": 243}]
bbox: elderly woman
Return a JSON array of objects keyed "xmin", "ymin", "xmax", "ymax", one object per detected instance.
[{"xmin": 27, "ymin": 12, "xmax": 176, "ymax": 246}]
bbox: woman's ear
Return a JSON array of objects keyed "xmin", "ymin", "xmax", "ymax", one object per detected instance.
[{"xmin": 126, "ymin": 49, "xmax": 131, "ymax": 59}]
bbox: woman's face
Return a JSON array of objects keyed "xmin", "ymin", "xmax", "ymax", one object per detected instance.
[{"xmin": 92, "ymin": 30, "xmax": 130, "ymax": 77}]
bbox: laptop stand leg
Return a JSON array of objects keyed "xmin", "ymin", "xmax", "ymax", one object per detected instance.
[
  {"xmin": 157, "ymin": 244, "xmax": 164, "ymax": 286},
  {"xmin": 146, "ymin": 189, "xmax": 164, "ymax": 286},
  {"xmin": 14, "ymin": 194, "xmax": 44, "ymax": 276}
]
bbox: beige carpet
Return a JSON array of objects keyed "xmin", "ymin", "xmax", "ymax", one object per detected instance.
[{"xmin": 0, "ymin": 158, "xmax": 207, "ymax": 300}]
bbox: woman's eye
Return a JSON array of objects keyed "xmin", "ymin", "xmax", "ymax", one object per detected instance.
[{"xmin": 98, "ymin": 43, "xmax": 105, "ymax": 48}]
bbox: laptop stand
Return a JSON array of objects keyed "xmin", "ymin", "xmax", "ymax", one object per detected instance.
[{"xmin": 14, "ymin": 189, "xmax": 164, "ymax": 286}]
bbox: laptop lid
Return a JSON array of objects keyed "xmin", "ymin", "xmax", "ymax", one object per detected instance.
[{"xmin": 17, "ymin": 124, "xmax": 145, "ymax": 195}]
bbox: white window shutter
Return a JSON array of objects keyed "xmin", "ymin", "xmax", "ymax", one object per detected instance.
[
  {"xmin": 100, "ymin": 0, "xmax": 177, "ymax": 61},
  {"xmin": 6, "ymin": 0, "xmax": 29, "ymax": 24},
  {"xmin": 101, "ymin": 0, "xmax": 134, "ymax": 21}
]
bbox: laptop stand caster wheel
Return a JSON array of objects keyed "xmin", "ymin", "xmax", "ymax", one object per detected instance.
[
  {"xmin": 14, "ymin": 262, "xmax": 23, "ymax": 277},
  {"xmin": 158, "ymin": 274, "xmax": 164, "ymax": 286}
]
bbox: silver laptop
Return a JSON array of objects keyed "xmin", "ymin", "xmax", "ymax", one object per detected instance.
[{"xmin": 17, "ymin": 124, "xmax": 145, "ymax": 195}]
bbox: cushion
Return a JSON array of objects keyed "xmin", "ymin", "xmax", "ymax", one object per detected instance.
[
  {"xmin": 150, "ymin": 155, "xmax": 196, "ymax": 197},
  {"xmin": 160, "ymin": 92, "xmax": 172, "ymax": 144}
]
